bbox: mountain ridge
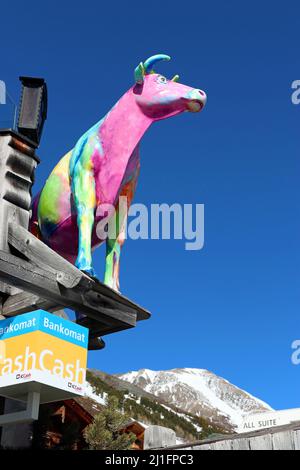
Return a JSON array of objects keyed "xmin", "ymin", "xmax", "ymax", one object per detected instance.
[
  {"xmin": 85, "ymin": 369, "xmax": 229, "ymax": 440},
  {"xmin": 115, "ymin": 367, "xmax": 272, "ymax": 428}
]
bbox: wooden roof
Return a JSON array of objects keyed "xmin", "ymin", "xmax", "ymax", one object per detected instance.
[{"xmin": 61, "ymin": 397, "xmax": 103, "ymax": 424}]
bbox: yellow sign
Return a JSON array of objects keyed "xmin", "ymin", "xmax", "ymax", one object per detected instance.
[{"xmin": 0, "ymin": 310, "xmax": 88, "ymax": 396}]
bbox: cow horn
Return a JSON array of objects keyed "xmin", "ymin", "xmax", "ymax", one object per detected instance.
[
  {"xmin": 143, "ymin": 54, "xmax": 171, "ymax": 74},
  {"xmin": 134, "ymin": 62, "xmax": 145, "ymax": 84}
]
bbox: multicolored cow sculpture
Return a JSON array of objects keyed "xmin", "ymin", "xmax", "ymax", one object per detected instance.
[{"xmin": 30, "ymin": 54, "xmax": 207, "ymax": 293}]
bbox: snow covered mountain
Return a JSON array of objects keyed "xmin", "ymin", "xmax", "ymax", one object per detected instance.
[
  {"xmin": 86, "ymin": 369, "xmax": 228, "ymax": 440},
  {"xmin": 116, "ymin": 368, "xmax": 273, "ymax": 429}
]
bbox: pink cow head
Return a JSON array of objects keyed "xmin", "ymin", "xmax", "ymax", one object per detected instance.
[{"xmin": 133, "ymin": 54, "xmax": 207, "ymax": 120}]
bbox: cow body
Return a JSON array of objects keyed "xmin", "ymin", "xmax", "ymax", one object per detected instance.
[{"xmin": 30, "ymin": 55, "xmax": 207, "ymax": 292}]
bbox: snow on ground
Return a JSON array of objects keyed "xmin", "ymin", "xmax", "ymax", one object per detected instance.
[{"xmin": 84, "ymin": 381, "xmax": 106, "ymax": 405}]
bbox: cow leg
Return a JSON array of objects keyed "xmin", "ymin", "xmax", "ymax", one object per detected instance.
[
  {"xmin": 104, "ymin": 171, "xmax": 139, "ymax": 291},
  {"xmin": 104, "ymin": 207, "xmax": 126, "ymax": 291},
  {"xmin": 71, "ymin": 159, "xmax": 96, "ymax": 277}
]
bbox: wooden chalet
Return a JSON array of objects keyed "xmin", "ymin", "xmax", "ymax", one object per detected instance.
[{"xmin": 34, "ymin": 397, "xmax": 145, "ymax": 450}]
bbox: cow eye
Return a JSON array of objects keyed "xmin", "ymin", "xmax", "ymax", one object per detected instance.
[{"xmin": 157, "ymin": 75, "xmax": 167, "ymax": 84}]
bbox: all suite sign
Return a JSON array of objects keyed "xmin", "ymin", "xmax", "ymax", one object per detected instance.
[{"xmin": 0, "ymin": 310, "xmax": 88, "ymax": 401}]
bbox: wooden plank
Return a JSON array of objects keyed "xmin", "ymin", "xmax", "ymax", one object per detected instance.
[
  {"xmin": 2, "ymin": 291, "xmax": 61, "ymax": 316},
  {"xmin": 293, "ymin": 430, "xmax": 300, "ymax": 450},
  {"xmin": 231, "ymin": 438, "xmax": 250, "ymax": 450},
  {"xmin": 0, "ymin": 249, "xmax": 136, "ymax": 334},
  {"xmin": 210, "ymin": 440, "xmax": 232, "ymax": 450},
  {"xmin": 87, "ymin": 278, "xmax": 150, "ymax": 319},
  {"xmin": 194, "ymin": 444, "xmax": 211, "ymax": 450},
  {"xmin": 272, "ymin": 431, "xmax": 294, "ymax": 450},
  {"xmin": 2, "ymin": 282, "xmax": 146, "ymax": 320},
  {"xmin": 8, "ymin": 223, "xmax": 88, "ymax": 289},
  {"xmin": 249, "ymin": 434, "xmax": 273, "ymax": 450},
  {"xmin": 144, "ymin": 426, "xmax": 176, "ymax": 449}
]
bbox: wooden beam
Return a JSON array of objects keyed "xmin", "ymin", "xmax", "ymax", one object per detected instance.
[
  {"xmin": 2, "ymin": 291, "xmax": 61, "ymax": 316},
  {"xmin": 8, "ymin": 223, "xmax": 88, "ymax": 289},
  {"xmin": 0, "ymin": 249, "xmax": 137, "ymax": 335},
  {"xmin": 7, "ymin": 222, "xmax": 150, "ymax": 320}
]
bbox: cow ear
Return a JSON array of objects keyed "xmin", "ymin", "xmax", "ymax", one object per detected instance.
[{"xmin": 134, "ymin": 62, "xmax": 145, "ymax": 84}]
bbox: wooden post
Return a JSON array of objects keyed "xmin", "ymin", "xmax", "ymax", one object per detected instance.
[{"xmin": 0, "ymin": 130, "xmax": 38, "ymax": 296}]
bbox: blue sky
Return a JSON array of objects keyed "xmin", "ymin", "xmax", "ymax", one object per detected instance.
[{"xmin": 1, "ymin": 1, "xmax": 300, "ymax": 410}]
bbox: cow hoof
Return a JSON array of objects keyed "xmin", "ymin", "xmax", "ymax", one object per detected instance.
[
  {"xmin": 81, "ymin": 268, "xmax": 98, "ymax": 279},
  {"xmin": 103, "ymin": 279, "xmax": 120, "ymax": 292}
]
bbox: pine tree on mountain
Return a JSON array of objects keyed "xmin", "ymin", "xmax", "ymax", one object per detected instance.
[{"xmin": 84, "ymin": 395, "xmax": 136, "ymax": 450}]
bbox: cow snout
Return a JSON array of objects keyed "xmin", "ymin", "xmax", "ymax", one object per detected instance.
[{"xmin": 186, "ymin": 89, "xmax": 207, "ymax": 112}]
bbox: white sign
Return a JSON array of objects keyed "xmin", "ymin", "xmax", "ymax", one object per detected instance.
[
  {"xmin": 0, "ymin": 310, "xmax": 88, "ymax": 402},
  {"xmin": 239, "ymin": 408, "xmax": 300, "ymax": 433}
]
